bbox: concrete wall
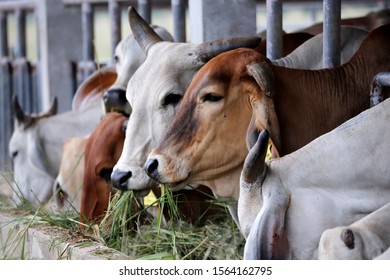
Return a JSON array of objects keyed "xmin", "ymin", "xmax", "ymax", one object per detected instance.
[
  {"xmin": 37, "ymin": 0, "xmax": 83, "ymax": 113},
  {"xmin": 189, "ymin": 0, "xmax": 257, "ymax": 43}
]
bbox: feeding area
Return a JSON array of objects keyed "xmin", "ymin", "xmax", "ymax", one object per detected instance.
[{"xmin": 1, "ymin": 0, "xmax": 390, "ymax": 262}]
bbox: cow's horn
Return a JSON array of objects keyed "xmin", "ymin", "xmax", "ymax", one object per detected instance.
[
  {"xmin": 12, "ymin": 95, "xmax": 27, "ymax": 124},
  {"xmin": 242, "ymin": 130, "xmax": 269, "ymax": 184},
  {"xmin": 37, "ymin": 97, "xmax": 58, "ymax": 119},
  {"xmin": 128, "ymin": 6, "xmax": 163, "ymax": 55},
  {"xmin": 196, "ymin": 37, "xmax": 261, "ymax": 63}
]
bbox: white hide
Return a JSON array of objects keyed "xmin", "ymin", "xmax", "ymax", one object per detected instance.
[
  {"xmin": 239, "ymin": 98, "xmax": 390, "ymax": 260},
  {"xmin": 273, "ymin": 26, "xmax": 368, "ymax": 69},
  {"xmin": 318, "ymin": 202, "xmax": 390, "ymax": 260},
  {"xmin": 9, "ymin": 104, "xmax": 101, "ymax": 206}
]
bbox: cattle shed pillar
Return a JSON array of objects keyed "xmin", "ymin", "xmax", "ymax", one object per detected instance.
[
  {"xmin": 323, "ymin": 0, "xmax": 341, "ymax": 68},
  {"xmin": 266, "ymin": 0, "xmax": 283, "ymax": 60},
  {"xmin": 188, "ymin": 0, "xmax": 256, "ymax": 43},
  {"xmin": 36, "ymin": 0, "xmax": 83, "ymax": 113}
]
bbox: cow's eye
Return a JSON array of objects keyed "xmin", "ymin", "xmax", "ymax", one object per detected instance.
[
  {"xmin": 11, "ymin": 151, "xmax": 18, "ymax": 159},
  {"xmin": 162, "ymin": 93, "xmax": 182, "ymax": 106},
  {"xmin": 98, "ymin": 168, "xmax": 113, "ymax": 181},
  {"xmin": 202, "ymin": 93, "xmax": 223, "ymax": 103},
  {"xmin": 114, "ymin": 55, "xmax": 119, "ymax": 63}
]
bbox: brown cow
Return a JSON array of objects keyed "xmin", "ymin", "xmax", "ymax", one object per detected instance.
[
  {"xmin": 81, "ymin": 112, "xmax": 223, "ymax": 225},
  {"xmin": 144, "ymin": 23, "xmax": 390, "ymax": 201}
]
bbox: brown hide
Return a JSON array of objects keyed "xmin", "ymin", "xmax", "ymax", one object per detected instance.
[
  {"xmin": 80, "ymin": 113, "xmax": 126, "ymax": 222},
  {"xmin": 257, "ymin": 32, "xmax": 313, "ymax": 57},
  {"xmin": 81, "ymin": 113, "xmax": 223, "ymax": 225}
]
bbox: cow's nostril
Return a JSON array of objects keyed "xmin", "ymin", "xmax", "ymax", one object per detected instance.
[
  {"xmin": 111, "ymin": 170, "xmax": 132, "ymax": 191},
  {"xmin": 144, "ymin": 158, "xmax": 159, "ymax": 179}
]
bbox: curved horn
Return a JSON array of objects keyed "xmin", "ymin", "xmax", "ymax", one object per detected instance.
[
  {"xmin": 12, "ymin": 95, "xmax": 28, "ymax": 125},
  {"xmin": 128, "ymin": 6, "xmax": 163, "ymax": 55},
  {"xmin": 196, "ymin": 37, "xmax": 261, "ymax": 63},
  {"xmin": 37, "ymin": 97, "xmax": 58, "ymax": 119},
  {"xmin": 242, "ymin": 130, "xmax": 269, "ymax": 184}
]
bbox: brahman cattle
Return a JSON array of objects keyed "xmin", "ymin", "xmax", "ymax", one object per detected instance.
[
  {"xmin": 318, "ymin": 202, "xmax": 390, "ymax": 260},
  {"xmin": 80, "ymin": 112, "xmax": 125, "ymax": 222},
  {"xmin": 81, "ymin": 112, "xmax": 223, "ymax": 225},
  {"xmin": 9, "ymin": 95, "xmax": 102, "ymax": 206},
  {"xmin": 239, "ymin": 98, "xmax": 390, "ymax": 259},
  {"xmin": 144, "ymin": 24, "xmax": 390, "ymax": 202},
  {"xmin": 53, "ymin": 136, "xmax": 88, "ymax": 212},
  {"xmin": 111, "ymin": 7, "xmax": 261, "ymax": 204},
  {"xmin": 103, "ymin": 26, "xmax": 173, "ymax": 115}
]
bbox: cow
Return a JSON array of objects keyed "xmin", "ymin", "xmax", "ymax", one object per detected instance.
[
  {"xmin": 239, "ymin": 98, "xmax": 390, "ymax": 259},
  {"xmin": 52, "ymin": 136, "xmax": 88, "ymax": 212},
  {"xmin": 8, "ymin": 62, "xmax": 120, "ymax": 206},
  {"xmin": 110, "ymin": 7, "xmax": 262, "ymax": 222},
  {"xmin": 81, "ymin": 112, "xmax": 224, "ymax": 225},
  {"xmin": 318, "ymin": 202, "xmax": 390, "ymax": 260},
  {"xmin": 103, "ymin": 26, "xmax": 173, "ymax": 115},
  {"xmin": 144, "ymin": 24, "xmax": 390, "ymax": 204}
]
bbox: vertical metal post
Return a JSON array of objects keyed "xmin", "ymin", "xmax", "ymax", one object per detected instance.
[
  {"xmin": 0, "ymin": 11, "xmax": 8, "ymax": 57},
  {"xmin": 266, "ymin": 0, "xmax": 283, "ymax": 60},
  {"xmin": 172, "ymin": 0, "xmax": 186, "ymax": 42},
  {"xmin": 109, "ymin": 0, "xmax": 121, "ymax": 63},
  {"xmin": 323, "ymin": 0, "xmax": 341, "ymax": 68},
  {"xmin": 138, "ymin": 0, "xmax": 152, "ymax": 24},
  {"xmin": 81, "ymin": 1, "xmax": 94, "ymax": 79},
  {"xmin": 15, "ymin": 9, "xmax": 26, "ymax": 58}
]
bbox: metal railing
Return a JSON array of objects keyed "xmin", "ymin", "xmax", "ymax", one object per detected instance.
[{"xmin": 0, "ymin": 0, "xmax": 38, "ymax": 171}]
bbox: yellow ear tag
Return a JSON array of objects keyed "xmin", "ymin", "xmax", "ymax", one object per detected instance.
[
  {"xmin": 266, "ymin": 143, "xmax": 273, "ymax": 160},
  {"xmin": 143, "ymin": 190, "xmax": 158, "ymax": 207}
]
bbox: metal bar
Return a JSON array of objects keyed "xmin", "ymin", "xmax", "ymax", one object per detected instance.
[
  {"xmin": 138, "ymin": 0, "xmax": 152, "ymax": 24},
  {"xmin": 0, "ymin": 11, "xmax": 8, "ymax": 57},
  {"xmin": 266, "ymin": 0, "xmax": 283, "ymax": 60},
  {"xmin": 323, "ymin": 0, "xmax": 341, "ymax": 68},
  {"xmin": 82, "ymin": 2, "xmax": 94, "ymax": 61},
  {"xmin": 15, "ymin": 9, "xmax": 27, "ymax": 58},
  {"xmin": 172, "ymin": 0, "xmax": 186, "ymax": 42},
  {"xmin": 109, "ymin": 0, "xmax": 121, "ymax": 62},
  {"xmin": 0, "ymin": 1, "xmax": 36, "ymax": 12}
]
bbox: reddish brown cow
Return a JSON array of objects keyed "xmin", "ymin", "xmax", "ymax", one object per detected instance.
[
  {"xmin": 81, "ymin": 112, "xmax": 223, "ymax": 225},
  {"xmin": 144, "ymin": 23, "xmax": 390, "ymax": 200}
]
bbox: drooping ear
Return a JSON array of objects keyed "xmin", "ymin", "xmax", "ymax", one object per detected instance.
[
  {"xmin": 196, "ymin": 37, "xmax": 262, "ymax": 63},
  {"xmin": 242, "ymin": 130, "xmax": 269, "ymax": 184},
  {"xmin": 246, "ymin": 61, "xmax": 275, "ymax": 97},
  {"xmin": 244, "ymin": 187, "xmax": 291, "ymax": 260},
  {"xmin": 128, "ymin": 6, "xmax": 163, "ymax": 55}
]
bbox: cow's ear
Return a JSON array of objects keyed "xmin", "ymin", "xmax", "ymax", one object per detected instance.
[
  {"xmin": 247, "ymin": 61, "xmax": 275, "ymax": 97},
  {"xmin": 12, "ymin": 95, "xmax": 27, "ymax": 125},
  {"xmin": 242, "ymin": 130, "xmax": 269, "ymax": 184}
]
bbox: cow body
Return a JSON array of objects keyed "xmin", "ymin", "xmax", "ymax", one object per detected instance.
[
  {"xmin": 318, "ymin": 202, "xmax": 390, "ymax": 260},
  {"xmin": 240, "ymin": 99, "xmax": 390, "ymax": 259},
  {"xmin": 52, "ymin": 136, "xmax": 88, "ymax": 212},
  {"xmin": 144, "ymin": 24, "xmax": 390, "ymax": 203}
]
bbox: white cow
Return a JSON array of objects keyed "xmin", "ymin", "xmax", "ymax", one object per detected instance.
[
  {"xmin": 239, "ymin": 98, "xmax": 390, "ymax": 260},
  {"xmin": 9, "ymin": 97, "xmax": 102, "ymax": 206},
  {"xmin": 318, "ymin": 202, "xmax": 390, "ymax": 260},
  {"xmin": 110, "ymin": 7, "xmax": 261, "ymax": 199},
  {"xmin": 103, "ymin": 25, "xmax": 173, "ymax": 115}
]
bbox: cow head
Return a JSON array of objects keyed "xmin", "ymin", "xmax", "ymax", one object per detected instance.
[
  {"xmin": 111, "ymin": 7, "xmax": 261, "ymax": 196},
  {"xmin": 9, "ymin": 96, "xmax": 58, "ymax": 206},
  {"xmin": 143, "ymin": 48, "xmax": 279, "ymax": 199},
  {"xmin": 103, "ymin": 24, "xmax": 173, "ymax": 115}
]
